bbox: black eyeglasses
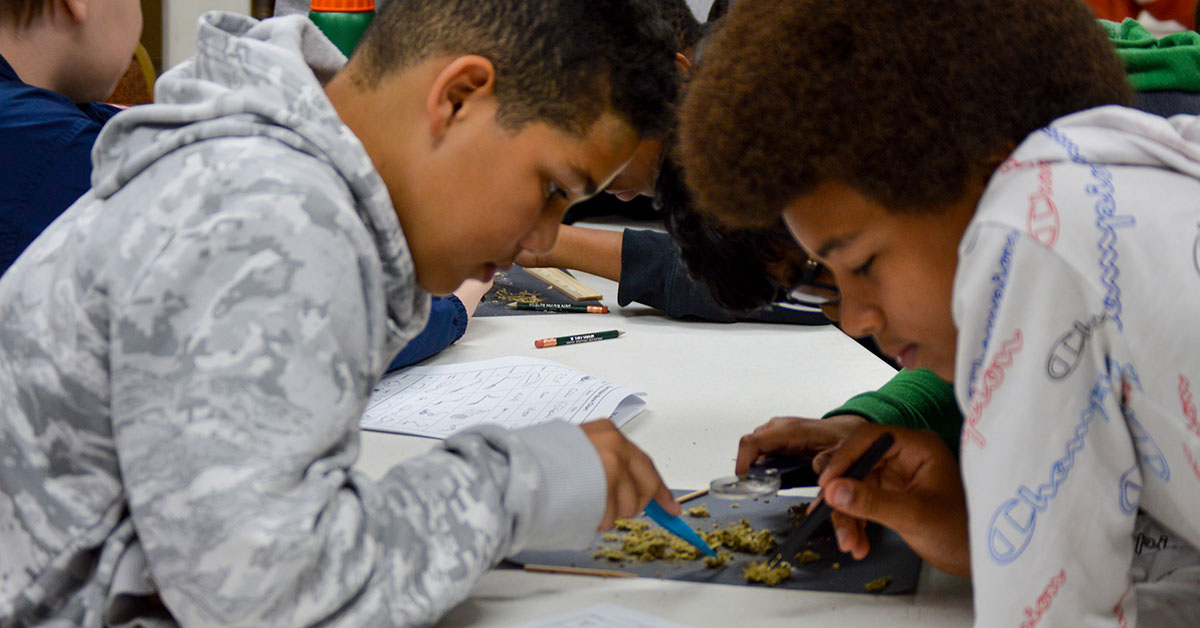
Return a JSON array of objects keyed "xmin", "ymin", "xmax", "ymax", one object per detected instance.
[{"xmin": 777, "ymin": 258, "xmax": 840, "ymax": 307}]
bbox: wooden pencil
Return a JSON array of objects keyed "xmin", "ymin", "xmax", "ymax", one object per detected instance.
[
  {"xmin": 677, "ymin": 488, "xmax": 709, "ymax": 504},
  {"xmin": 522, "ymin": 564, "xmax": 637, "ymax": 578}
]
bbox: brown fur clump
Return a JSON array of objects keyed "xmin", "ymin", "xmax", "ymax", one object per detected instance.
[{"xmin": 680, "ymin": 0, "xmax": 1132, "ymax": 226}]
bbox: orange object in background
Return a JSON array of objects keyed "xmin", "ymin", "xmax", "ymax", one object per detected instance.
[
  {"xmin": 105, "ymin": 43, "xmax": 156, "ymax": 106},
  {"xmin": 1084, "ymin": 0, "xmax": 1196, "ymax": 30},
  {"xmin": 309, "ymin": 0, "xmax": 374, "ymax": 9}
]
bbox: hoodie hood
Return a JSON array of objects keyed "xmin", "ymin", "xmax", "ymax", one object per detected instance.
[
  {"xmin": 92, "ymin": 11, "xmax": 426, "ymax": 342},
  {"xmin": 1006, "ymin": 104, "xmax": 1200, "ymax": 178},
  {"xmin": 93, "ymin": 12, "xmax": 347, "ymax": 198}
]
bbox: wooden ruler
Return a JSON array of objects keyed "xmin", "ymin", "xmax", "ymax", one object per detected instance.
[{"xmin": 524, "ymin": 267, "xmax": 603, "ymax": 301}]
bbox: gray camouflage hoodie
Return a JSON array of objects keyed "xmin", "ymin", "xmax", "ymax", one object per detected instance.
[{"xmin": 0, "ymin": 12, "xmax": 606, "ymax": 627}]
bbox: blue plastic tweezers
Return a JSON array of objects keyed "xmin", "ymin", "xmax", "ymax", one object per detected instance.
[{"xmin": 643, "ymin": 500, "xmax": 718, "ymax": 558}]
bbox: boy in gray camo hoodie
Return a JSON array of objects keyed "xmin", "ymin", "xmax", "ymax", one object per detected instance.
[{"xmin": 0, "ymin": 1, "xmax": 680, "ymax": 625}]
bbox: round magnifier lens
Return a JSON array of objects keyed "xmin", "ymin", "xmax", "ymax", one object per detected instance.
[{"xmin": 709, "ymin": 473, "xmax": 781, "ymax": 499}]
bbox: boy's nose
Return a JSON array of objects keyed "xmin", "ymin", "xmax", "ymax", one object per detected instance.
[
  {"xmin": 519, "ymin": 211, "xmax": 561, "ymax": 254},
  {"xmin": 837, "ymin": 297, "xmax": 884, "ymax": 340}
]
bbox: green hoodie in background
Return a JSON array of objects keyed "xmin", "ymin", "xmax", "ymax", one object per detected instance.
[{"xmin": 1103, "ymin": 17, "xmax": 1200, "ymax": 92}]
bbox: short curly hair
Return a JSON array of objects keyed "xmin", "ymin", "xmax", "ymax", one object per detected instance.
[
  {"xmin": 657, "ymin": 157, "xmax": 804, "ymax": 312},
  {"xmin": 356, "ymin": 0, "xmax": 679, "ymax": 138},
  {"xmin": 657, "ymin": 0, "xmax": 703, "ymax": 51},
  {"xmin": 1, "ymin": 0, "xmax": 46, "ymax": 26},
  {"xmin": 680, "ymin": 0, "xmax": 1132, "ymax": 226}
]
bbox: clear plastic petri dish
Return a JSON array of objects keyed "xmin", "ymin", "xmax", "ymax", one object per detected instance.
[{"xmin": 708, "ymin": 473, "xmax": 781, "ymax": 499}]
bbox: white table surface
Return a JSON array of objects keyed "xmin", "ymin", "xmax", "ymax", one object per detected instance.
[{"xmin": 356, "ymin": 268, "xmax": 974, "ymax": 627}]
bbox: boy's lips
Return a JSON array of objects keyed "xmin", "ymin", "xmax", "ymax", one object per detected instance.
[
  {"xmin": 896, "ymin": 344, "xmax": 918, "ymax": 369},
  {"xmin": 607, "ymin": 188, "xmax": 640, "ymax": 202}
]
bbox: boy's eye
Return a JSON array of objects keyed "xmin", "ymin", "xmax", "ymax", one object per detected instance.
[
  {"xmin": 852, "ymin": 255, "xmax": 875, "ymax": 277},
  {"xmin": 546, "ymin": 182, "xmax": 568, "ymax": 202}
]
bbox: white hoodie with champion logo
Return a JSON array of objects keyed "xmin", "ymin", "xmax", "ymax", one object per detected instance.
[{"xmin": 955, "ymin": 105, "xmax": 1200, "ymax": 627}]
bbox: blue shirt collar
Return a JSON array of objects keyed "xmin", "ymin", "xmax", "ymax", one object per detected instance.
[{"xmin": 0, "ymin": 51, "xmax": 20, "ymax": 83}]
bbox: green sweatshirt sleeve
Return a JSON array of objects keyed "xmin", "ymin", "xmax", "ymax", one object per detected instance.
[{"xmin": 822, "ymin": 368, "xmax": 962, "ymax": 453}]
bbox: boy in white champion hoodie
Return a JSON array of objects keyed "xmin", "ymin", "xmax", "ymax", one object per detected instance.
[{"xmin": 682, "ymin": 0, "xmax": 1200, "ymax": 625}]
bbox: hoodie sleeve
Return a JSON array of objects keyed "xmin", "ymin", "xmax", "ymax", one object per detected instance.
[
  {"xmin": 953, "ymin": 221, "xmax": 1139, "ymax": 628},
  {"xmin": 387, "ymin": 296, "xmax": 468, "ymax": 370},
  {"xmin": 109, "ymin": 173, "xmax": 605, "ymax": 627},
  {"xmin": 618, "ymin": 229, "xmax": 827, "ymax": 325},
  {"xmin": 822, "ymin": 368, "xmax": 962, "ymax": 452},
  {"xmin": 618, "ymin": 228, "xmax": 738, "ymax": 321}
]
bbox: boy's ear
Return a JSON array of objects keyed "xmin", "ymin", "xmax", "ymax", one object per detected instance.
[
  {"xmin": 674, "ymin": 52, "xmax": 692, "ymax": 77},
  {"xmin": 60, "ymin": 0, "xmax": 90, "ymax": 23},
  {"xmin": 978, "ymin": 142, "xmax": 1018, "ymax": 182},
  {"xmin": 426, "ymin": 55, "xmax": 497, "ymax": 143}
]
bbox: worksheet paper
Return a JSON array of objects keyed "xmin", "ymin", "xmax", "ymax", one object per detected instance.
[
  {"xmin": 511, "ymin": 604, "xmax": 694, "ymax": 628},
  {"xmin": 360, "ymin": 356, "xmax": 646, "ymax": 438}
]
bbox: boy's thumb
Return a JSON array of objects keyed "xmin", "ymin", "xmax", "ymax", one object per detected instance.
[
  {"xmin": 824, "ymin": 479, "xmax": 875, "ymax": 518},
  {"xmin": 654, "ymin": 484, "xmax": 681, "ymax": 516},
  {"xmin": 824, "ymin": 478, "xmax": 916, "ymax": 533}
]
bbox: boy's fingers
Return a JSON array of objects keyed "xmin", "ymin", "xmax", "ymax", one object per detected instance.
[
  {"xmin": 597, "ymin": 498, "xmax": 615, "ymax": 531},
  {"xmin": 830, "ymin": 509, "xmax": 856, "ymax": 552},
  {"xmin": 582, "ymin": 418, "xmax": 677, "ymax": 523},
  {"xmin": 853, "ymin": 517, "xmax": 868, "ymax": 559},
  {"xmin": 830, "ymin": 509, "xmax": 871, "ymax": 559},
  {"xmin": 812, "ymin": 450, "xmax": 831, "ymax": 474},
  {"xmin": 735, "ymin": 417, "xmax": 825, "ymax": 474},
  {"xmin": 652, "ymin": 482, "xmax": 680, "ymax": 516},
  {"xmin": 816, "ymin": 425, "xmax": 889, "ymax": 485},
  {"xmin": 736, "ymin": 419, "xmax": 794, "ymax": 473},
  {"xmin": 631, "ymin": 453, "xmax": 677, "ymax": 515},
  {"xmin": 825, "ymin": 476, "xmax": 928, "ymax": 538},
  {"xmin": 825, "ymin": 478, "xmax": 875, "ymax": 517},
  {"xmin": 613, "ymin": 476, "xmax": 639, "ymax": 521},
  {"xmin": 734, "ymin": 435, "xmax": 764, "ymax": 475}
]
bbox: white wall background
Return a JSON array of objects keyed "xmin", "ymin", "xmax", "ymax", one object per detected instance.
[
  {"xmin": 687, "ymin": 0, "xmax": 714, "ymax": 21},
  {"xmin": 163, "ymin": 0, "xmax": 249, "ymax": 70}
]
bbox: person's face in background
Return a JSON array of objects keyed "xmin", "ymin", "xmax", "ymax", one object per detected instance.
[
  {"xmin": 603, "ymin": 136, "xmax": 664, "ymax": 200},
  {"xmin": 602, "ymin": 51, "xmax": 692, "ymax": 201},
  {"xmin": 7, "ymin": 0, "xmax": 146, "ymax": 102},
  {"xmin": 72, "ymin": 0, "xmax": 144, "ymax": 102}
]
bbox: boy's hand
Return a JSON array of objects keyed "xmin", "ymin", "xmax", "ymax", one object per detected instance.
[
  {"xmin": 581, "ymin": 419, "xmax": 679, "ymax": 530},
  {"xmin": 453, "ymin": 278, "xmax": 493, "ymax": 317},
  {"xmin": 817, "ymin": 424, "xmax": 970, "ymax": 577},
  {"xmin": 734, "ymin": 414, "xmax": 868, "ymax": 476},
  {"xmin": 513, "ymin": 225, "xmax": 577, "ymax": 268},
  {"xmin": 512, "ymin": 226, "xmax": 622, "ymax": 282},
  {"xmin": 513, "ymin": 249, "xmax": 549, "ymax": 268}
]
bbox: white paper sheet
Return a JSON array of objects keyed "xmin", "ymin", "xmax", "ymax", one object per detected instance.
[
  {"xmin": 511, "ymin": 603, "xmax": 695, "ymax": 628},
  {"xmin": 360, "ymin": 356, "xmax": 646, "ymax": 438}
]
